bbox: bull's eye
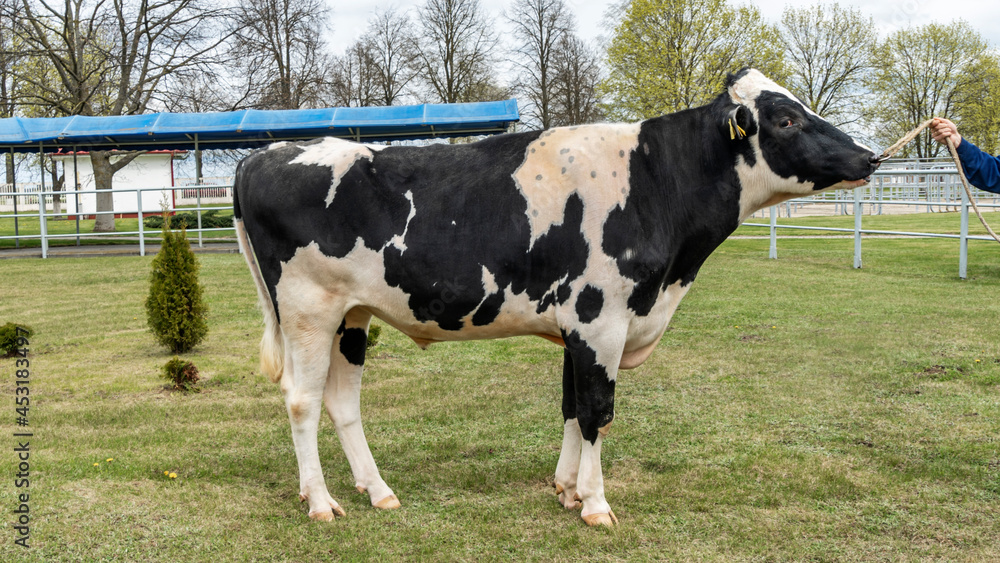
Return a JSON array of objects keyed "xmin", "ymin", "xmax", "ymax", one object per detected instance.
[{"xmin": 779, "ymin": 118, "xmax": 797, "ymax": 129}]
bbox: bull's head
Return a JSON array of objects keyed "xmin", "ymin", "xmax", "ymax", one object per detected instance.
[{"xmin": 721, "ymin": 68, "xmax": 880, "ymax": 218}]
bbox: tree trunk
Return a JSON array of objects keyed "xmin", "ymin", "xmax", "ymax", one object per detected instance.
[
  {"xmin": 51, "ymin": 164, "xmax": 64, "ymax": 216},
  {"xmin": 91, "ymin": 151, "xmax": 116, "ymax": 232},
  {"xmin": 4, "ymin": 152, "xmax": 12, "ymax": 186}
]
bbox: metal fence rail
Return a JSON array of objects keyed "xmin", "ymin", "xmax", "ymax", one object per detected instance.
[
  {"xmin": 0, "ymin": 183, "xmax": 235, "ymax": 257},
  {"xmin": 742, "ymin": 166, "xmax": 999, "ymax": 279}
]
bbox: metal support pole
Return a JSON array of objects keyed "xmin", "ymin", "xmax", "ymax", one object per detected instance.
[
  {"xmin": 853, "ymin": 187, "xmax": 862, "ymax": 269},
  {"xmin": 38, "ymin": 144, "xmax": 48, "ymax": 259},
  {"xmin": 73, "ymin": 148, "xmax": 81, "ymax": 245},
  {"xmin": 959, "ymin": 185, "xmax": 969, "ymax": 280},
  {"xmin": 768, "ymin": 204, "xmax": 777, "ymax": 259},
  {"xmin": 11, "ymin": 147, "xmax": 19, "ymax": 249},
  {"xmin": 137, "ymin": 188, "xmax": 145, "ymax": 257},
  {"xmin": 195, "ymin": 135, "xmax": 203, "ymax": 248}
]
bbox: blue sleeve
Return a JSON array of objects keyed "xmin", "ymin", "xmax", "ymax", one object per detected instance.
[{"xmin": 955, "ymin": 139, "xmax": 1000, "ymax": 194}]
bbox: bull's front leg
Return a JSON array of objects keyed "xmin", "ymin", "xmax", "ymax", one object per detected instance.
[{"xmin": 554, "ymin": 329, "xmax": 621, "ymax": 527}]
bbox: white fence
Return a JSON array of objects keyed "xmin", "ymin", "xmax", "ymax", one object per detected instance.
[
  {"xmin": 174, "ymin": 177, "xmax": 234, "ymax": 205},
  {"xmin": 0, "ymin": 183, "xmax": 235, "ymax": 257},
  {"xmin": 742, "ymin": 164, "xmax": 999, "ymax": 279}
]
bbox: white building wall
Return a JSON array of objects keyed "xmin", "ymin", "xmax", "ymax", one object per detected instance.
[{"xmin": 54, "ymin": 153, "xmax": 175, "ymax": 217}]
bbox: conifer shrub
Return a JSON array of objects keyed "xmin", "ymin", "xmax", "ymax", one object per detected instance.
[
  {"xmin": 0, "ymin": 323, "xmax": 33, "ymax": 357},
  {"xmin": 161, "ymin": 357, "xmax": 200, "ymax": 392},
  {"xmin": 366, "ymin": 324, "xmax": 382, "ymax": 350},
  {"xmin": 145, "ymin": 215, "xmax": 208, "ymax": 353}
]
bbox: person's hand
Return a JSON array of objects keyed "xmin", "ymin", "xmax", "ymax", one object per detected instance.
[{"xmin": 931, "ymin": 117, "xmax": 962, "ymax": 148}]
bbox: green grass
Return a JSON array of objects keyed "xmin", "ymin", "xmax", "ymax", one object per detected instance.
[{"xmin": 1, "ymin": 237, "xmax": 999, "ymax": 561}]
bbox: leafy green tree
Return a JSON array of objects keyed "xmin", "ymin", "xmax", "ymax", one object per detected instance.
[
  {"xmin": 954, "ymin": 53, "xmax": 1000, "ymax": 155},
  {"xmin": 146, "ymin": 217, "xmax": 209, "ymax": 354},
  {"xmin": 599, "ymin": 0, "xmax": 786, "ymax": 121},
  {"xmin": 778, "ymin": 3, "xmax": 876, "ymax": 128},
  {"xmin": 868, "ymin": 21, "xmax": 990, "ymax": 158}
]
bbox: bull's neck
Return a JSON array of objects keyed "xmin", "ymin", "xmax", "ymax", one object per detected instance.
[{"xmin": 625, "ymin": 107, "xmax": 744, "ymax": 287}]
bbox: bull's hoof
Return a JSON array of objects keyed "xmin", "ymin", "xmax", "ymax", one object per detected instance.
[
  {"xmin": 302, "ymin": 493, "xmax": 347, "ymax": 519},
  {"xmin": 582, "ymin": 510, "xmax": 618, "ymax": 527},
  {"xmin": 309, "ymin": 510, "xmax": 335, "ymax": 522},
  {"xmin": 373, "ymin": 494, "xmax": 401, "ymax": 510},
  {"xmin": 554, "ymin": 483, "xmax": 582, "ymax": 510}
]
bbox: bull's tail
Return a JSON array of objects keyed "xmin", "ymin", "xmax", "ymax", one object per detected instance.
[{"xmin": 234, "ymin": 181, "xmax": 284, "ymax": 384}]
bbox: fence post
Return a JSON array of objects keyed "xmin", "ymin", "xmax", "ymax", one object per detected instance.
[
  {"xmin": 195, "ymin": 135, "xmax": 203, "ymax": 248},
  {"xmin": 196, "ymin": 184, "xmax": 204, "ymax": 248},
  {"xmin": 853, "ymin": 187, "xmax": 862, "ymax": 269},
  {"xmin": 877, "ymin": 176, "xmax": 883, "ymax": 215},
  {"xmin": 959, "ymin": 184, "xmax": 969, "ymax": 280},
  {"xmin": 768, "ymin": 204, "xmax": 777, "ymax": 259},
  {"xmin": 137, "ymin": 187, "xmax": 145, "ymax": 257},
  {"xmin": 38, "ymin": 145, "xmax": 48, "ymax": 259},
  {"xmin": 73, "ymin": 148, "xmax": 81, "ymax": 246},
  {"xmin": 11, "ymin": 147, "xmax": 19, "ymax": 249}
]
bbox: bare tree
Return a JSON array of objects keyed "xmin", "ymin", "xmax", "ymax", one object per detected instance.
[
  {"xmin": 417, "ymin": 0, "xmax": 503, "ymax": 103},
  {"xmin": 365, "ymin": 8, "xmax": 420, "ymax": 106},
  {"xmin": 330, "ymin": 40, "xmax": 380, "ymax": 107},
  {"xmin": 10, "ymin": 0, "xmax": 232, "ymax": 231},
  {"xmin": 231, "ymin": 0, "xmax": 334, "ymax": 110},
  {"xmin": 0, "ymin": 0, "xmax": 23, "ymax": 185},
  {"xmin": 779, "ymin": 4, "xmax": 876, "ymax": 127},
  {"xmin": 550, "ymin": 34, "xmax": 603, "ymax": 126},
  {"xmin": 506, "ymin": 0, "xmax": 572, "ymax": 129}
]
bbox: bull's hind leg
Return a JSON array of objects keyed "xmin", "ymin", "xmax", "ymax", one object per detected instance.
[
  {"xmin": 323, "ymin": 308, "xmax": 399, "ymax": 510},
  {"xmin": 554, "ymin": 349, "xmax": 583, "ymax": 510},
  {"xmin": 280, "ymin": 303, "xmax": 347, "ymax": 521},
  {"xmin": 556, "ymin": 330, "xmax": 621, "ymax": 527}
]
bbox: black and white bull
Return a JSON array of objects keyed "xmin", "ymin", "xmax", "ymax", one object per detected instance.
[{"xmin": 233, "ymin": 69, "xmax": 880, "ymax": 526}]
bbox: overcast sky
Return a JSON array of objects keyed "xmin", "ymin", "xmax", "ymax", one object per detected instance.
[{"xmin": 326, "ymin": 0, "xmax": 1000, "ymax": 56}]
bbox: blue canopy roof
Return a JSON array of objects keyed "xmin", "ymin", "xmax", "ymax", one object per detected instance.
[{"xmin": 0, "ymin": 100, "xmax": 520, "ymax": 153}]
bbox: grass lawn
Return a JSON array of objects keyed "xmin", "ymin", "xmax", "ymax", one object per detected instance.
[{"xmin": 1, "ymin": 237, "xmax": 999, "ymax": 561}]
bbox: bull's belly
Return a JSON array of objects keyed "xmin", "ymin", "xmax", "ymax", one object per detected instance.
[
  {"xmin": 276, "ymin": 241, "xmax": 690, "ymax": 367},
  {"xmin": 277, "ymin": 241, "xmax": 562, "ymax": 347},
  {"xmin": 359, "ymin": 287, "xmax": 561, "ymax": 349}
]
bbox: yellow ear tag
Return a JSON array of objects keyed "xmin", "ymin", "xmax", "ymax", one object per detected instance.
[
  {"xmin": 736, "ymin": 123, "xmax": 747, "ymax": 138},
  {"xmin": 729, "ymin": 120, "xmax": 736, "ymax": 140}
]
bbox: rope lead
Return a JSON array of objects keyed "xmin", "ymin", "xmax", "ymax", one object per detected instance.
[{"xmin": 878, "ymin": 120, "xmax": 1000, "ymax": 244}]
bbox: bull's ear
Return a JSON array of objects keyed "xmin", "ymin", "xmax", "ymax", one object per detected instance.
[{"xmin": 724, "ymin": 105, "xmax": 755, "ymax": 141}]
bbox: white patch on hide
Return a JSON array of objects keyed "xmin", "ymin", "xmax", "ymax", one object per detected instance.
[
  {"xmin": 481, "ymin": 266, "xmax": 499, "ymax": 295},
  {"xmin": 512, "ymin": 123, "xmax": 641, "ymax": 248},
  {"xmin": 388, "ymin": 191, "xmax": 415, "ymax": 252},
  {"xmin": 729, "ymin": 69, "xmax": 817, "ymax": 117},
  {"xmin": 288, "ymin": 137, "xmax": 375, "ymax": 208},
  {"xmin": 734, "ymin": 148, "xmax": 816, "ymax": 221}
]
